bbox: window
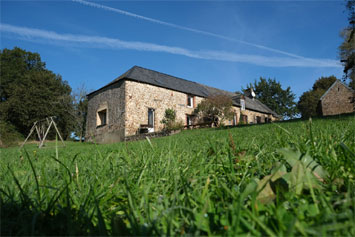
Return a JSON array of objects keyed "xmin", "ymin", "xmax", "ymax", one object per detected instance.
[
  {"xmin": 242, "ymin": 115, "xmax": 248, "ymax": 124},
  {"xmin": 186, "ymin": 115, "xmax": 193, "ymax": 126},
  {"xmin": 240, "ymin": 99, "xmax": 245, "ymax": 110},
  {"xmin": 148, "ymin": 108, "xmax": 155, "ymax": 127},
  {"xmin": 97, "ymin": 109, "xmax": 107, "ymax": 126},
  {"xmin": 233, "ymin": 114, "xmax": 237, "ymax": 126},
  {"xmin": 256, "ymin": 116, "xmax": 261, "ymax": 124},
  {"xmin": 187, "ymin": 95, "xmax": 194, "ymax": 108}
]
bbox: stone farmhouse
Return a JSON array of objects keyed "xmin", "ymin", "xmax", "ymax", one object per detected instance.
[
  {"xmin": 86, "ymin": 66, "xmax": 279, "ymax": 143},
  {"xmin": 318, "ymin": 80, "xmax": 354, "ymax": 116}
]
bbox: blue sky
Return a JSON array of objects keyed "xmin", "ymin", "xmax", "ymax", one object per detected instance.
[{"xmin": 0, "ymin": 0, "xmax": 348, "ymax": 99}]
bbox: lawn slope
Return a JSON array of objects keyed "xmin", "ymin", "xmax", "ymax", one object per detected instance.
[{"xmin": 1, "ymin": 115, "xmax": 354, "ymax": 235}]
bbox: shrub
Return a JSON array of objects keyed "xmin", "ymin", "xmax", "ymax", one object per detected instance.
[
  {"xmin": 0, "ymin": 121, "xmax": 24, "ymax": 147},
  {"xmin": 194, "ymin": 94, "xmax": 234, "ymax": 127},
  {"xmin": 169, "ymin": 120, "xmax": 184, "ymax": 131},
  {"xmin": 238, "ymin": 113, "xmax": 245, "ymax": 125},
  {"xmin": 161, "ymin": 108, "xmax": 182, "ymax": 131}
]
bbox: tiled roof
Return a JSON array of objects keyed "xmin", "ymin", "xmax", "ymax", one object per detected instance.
[{"xmin": 88, "ymin": 66, "xmax": 279, "ymax": 116}]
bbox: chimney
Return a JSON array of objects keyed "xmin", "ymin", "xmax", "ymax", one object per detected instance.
[{"xmin": 244, "ymin": 88, "xmax": 256, "ymax": 100}]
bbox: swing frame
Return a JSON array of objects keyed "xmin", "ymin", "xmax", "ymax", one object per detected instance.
[{"xmin": 20, "ymin": 116, "xmax": 65, "ymax": 148}]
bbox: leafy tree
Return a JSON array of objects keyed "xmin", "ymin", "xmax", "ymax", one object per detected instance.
[
  {"xmin": 194, "ymin": 94, "xmax": 234, "ymax": 127},
  {"xmin": 312, "ymin": 75, "xmax": 338, "ymax": 91},
  {"xmin": 297, "ymin": 90, "xmax": 325, "ymax": 119},
  {"xmin": 0, "ymin": 121, "xmax": 24, "ymax": 147},
  {"xmin": 339, "ymin": 0, "xmax": 355, "ymax": 89},
  {"xmin": 161, "ymin": 108, "xmax": 176, "ymax": 127},
  {"xmin": 160, "ymin": 108, "xmax": 183, "ymax": 131},
  {"xmin": 297, "ymin": 76, "xmax": 337, "ymax": 118},
  {"xmin": 72, "ymin": 85, "xmax": 88, "ymax": 142},
  {"xmin": 0, "ymin": 47, "xmax": 74, "ymax": 139},
  {"xmin": 245, "ymin": 77, "xmax": 298, "ymax": 119}
]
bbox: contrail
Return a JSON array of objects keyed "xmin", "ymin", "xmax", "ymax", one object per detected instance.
[
  {"xmin": 72, "ymin": 0, "xmax": 308, "ymax": 59},
  {"xmin": 0, "ymin": 23, "xmax": 341, "ymax": 68}
]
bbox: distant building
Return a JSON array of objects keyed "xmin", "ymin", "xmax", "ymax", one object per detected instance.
[
  {"xmin": 86, "ymin": 66, "xmax": 279, "ymax": 143},
  {"xmin": 319, "ymin": 80, "xmax": 354, "ymax": 116}
]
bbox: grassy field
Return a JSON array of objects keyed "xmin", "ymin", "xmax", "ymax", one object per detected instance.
[{"xmin": 1, "ymin": 115, "xmax": 355, "ymax": 236}]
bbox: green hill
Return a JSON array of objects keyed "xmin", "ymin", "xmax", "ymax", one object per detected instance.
[{"xmin": 1, "ymin": 114, "xmax": 354, "ymax": 235}]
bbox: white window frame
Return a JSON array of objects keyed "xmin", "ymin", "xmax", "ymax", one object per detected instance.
[
  {"xmin": 148, "ymin": 108, "xmax": 155, "ymax": 132},
  {"xmin": 187, "ymin": 95, "xmax": 194, "ymax": 108},
  {"xmin": 240, "ymin": 99, "xmax": 245, "ymax": 111},
  {"xmin": 233, "ymin": 114, "xmax": 237, "ymax": 126},
  {"xmin": 186, "ymin": 115, "xmax": 192, "ymax": 126}
]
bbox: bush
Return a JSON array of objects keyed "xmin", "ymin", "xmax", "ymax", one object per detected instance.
[
  {"xmin": 0, "ymin": 121, "xmax": 24, "ymax": 147},
  {"xmin": 194, "ymin": 94, "xmax": 234, "ymax": 127},
  {"xmin": 168, "ymin": 120, "xmax": 184, "ymax": 131},
  {"xmin": 161, "ymin": 108, "xmax": 181, "ymax": 131}
]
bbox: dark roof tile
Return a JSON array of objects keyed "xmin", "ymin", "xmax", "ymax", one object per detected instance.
[{"xmin": 88, "ymin": 66, "xmax": 279, "ymax": 116}]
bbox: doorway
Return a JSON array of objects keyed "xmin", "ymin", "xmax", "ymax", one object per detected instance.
[{"xmin": 148, "ymin": 108, "xmax": 155, "ymax": 132}]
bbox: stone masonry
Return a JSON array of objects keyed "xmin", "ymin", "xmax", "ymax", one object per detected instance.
[
  {"xmin": 125, "ymin": 81, "xmax": 275, "ymax": 136},
  {"xmin": 86, "ymin": 66, "xmax": 279, "ymax": 143},
  {"xmin": 320, "ymin": 80, "xmax": 354, "ymax": 116},
  {"xmin": 125, "ymin": 80, "xmax": 203, "ymax": 135},
  {"xmin": 86, "ymin": 81, "xmax": 126, "ymax": 143}
]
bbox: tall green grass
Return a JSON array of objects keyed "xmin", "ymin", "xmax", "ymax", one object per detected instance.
[{"xmin": 1, "ymin": 115, "xmax": 354, "ymax": 235}]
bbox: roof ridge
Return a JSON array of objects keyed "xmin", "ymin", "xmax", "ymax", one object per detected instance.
[
  {"xmin": 132, "ymin": 65, "xmax": 204, "ymax": 87},
  {"xmin": 87, "ymin": 65, "xmax": 279, "ymax": 116},
  {"xmin": 320, "ymin": 79, "xmax": 354, "ymax": 101},
  {"xmin": 336, "ymin": 79, "xmax": 354, "ymax": 92},
  {"xmin": 196, "ymin": 82, "xmax": 238, "ymax": 96}
]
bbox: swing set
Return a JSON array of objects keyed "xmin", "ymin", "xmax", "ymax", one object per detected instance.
[{"xmin": 20, "ymin": 116, "xmax": 65, "ymax": 148}]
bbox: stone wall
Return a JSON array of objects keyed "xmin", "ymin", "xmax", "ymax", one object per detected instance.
[
  {"xmin": 124, "ymin": 130, "xmax": 180, "ymax": 142},
  {"xmin": 239, "ymin": 108, "xmax": 276, "ymax": 124},
  {"xmin": 124, "ymin": 80, "xmax": 277, "ymax": 136},
  {"xmin": 222, "ymin": 107, "xmax": 276, "ymax": 126},
  {"xmin": 86, "ymin": 81, "xmax": 126, "ymax": 143},
  {"xmin": 86, "ymin": 79, "xmax": 278, "ymax": 143},
  {"xmin": 320, "ymin": 81, "xmax": 354, "ymax": 116},
  {"xmin": 124, "ymin": 80, "xmax": 203, "ymax": 136}
]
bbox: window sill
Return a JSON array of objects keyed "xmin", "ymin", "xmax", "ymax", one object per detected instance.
[{"xmin": 96, "ymin": 124, "xmax": 107, "ymax": 129}]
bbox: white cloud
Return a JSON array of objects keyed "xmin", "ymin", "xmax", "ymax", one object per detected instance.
[
  {"xmin": 0, "ymin": 23, "xmax": 341, "ymax": 68},
  {"xmin": 72, "ymin": 0, "xmax": 311, "ymax": 59}
]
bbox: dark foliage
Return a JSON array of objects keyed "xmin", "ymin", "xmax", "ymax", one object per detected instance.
[
  {"xmin": 194, "ymin": 94, "xmax": 234, "ymax": 127},
  {"xmin": 297, "ymin": 76, "xmax": 337, "ymax": 118},
  {"xmin": 245, "ymin": 77, "xmax": 298, "ymax": 119},
  {"xmin": 72, "ymin": 85, "xmax": 88, "ymax": 141},
  {"xmin": 0, "ymin": 47, "xmax": 75, "ymax": 139},
  {"xmin": 339, "ymin": 0, "xmax": 355, "ymax": 89}
]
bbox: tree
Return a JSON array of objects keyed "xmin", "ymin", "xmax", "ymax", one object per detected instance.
[
  {"xmin": 160, "ymin": 108, "xmax": 183, "ymax": 131},
  {"xmin": 194, "ymin": 94, "xmax": 234, "ymax": 127},
  {"xmin": 72, "ymin": 84, "xmax": 88, "ymax": 142},
  {"xmin": 297, "ymin": 76, "xmax": 337, "ymax": 118},
  {"xmin": 160, "ymin": 108, "xmax": 176, "ymax": 128},
  {"xmin": 0, "ymin": 47, "xmax": 75, "ymax": 139},
  {"xmin": 245, "ymin": 77, "xmax": 298, "ymax": 119},
  {"xmin": 339, "ymin": 0, "xmax": 355, "ymax": 89}
]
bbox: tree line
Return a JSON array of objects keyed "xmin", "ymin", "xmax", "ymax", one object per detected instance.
[
  {"xmin": 0, "ymin": 47, "xmax": 87, "ymax": 146},
  {"xmin": 245, "ymin": 0, "xmax": 354, "ymax": 119},
  {"xmin": 191, "ymin": 0, "xmax": 354, "ymax": 121}
]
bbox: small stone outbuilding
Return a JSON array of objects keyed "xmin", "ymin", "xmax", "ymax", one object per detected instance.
[
  {"xmin": 319, "ymin": 80, "xmax": 354, "ymax": 116},
  {"xmin": 86, "ymin": 66, "xmax": 279, "ymax": 143}
]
